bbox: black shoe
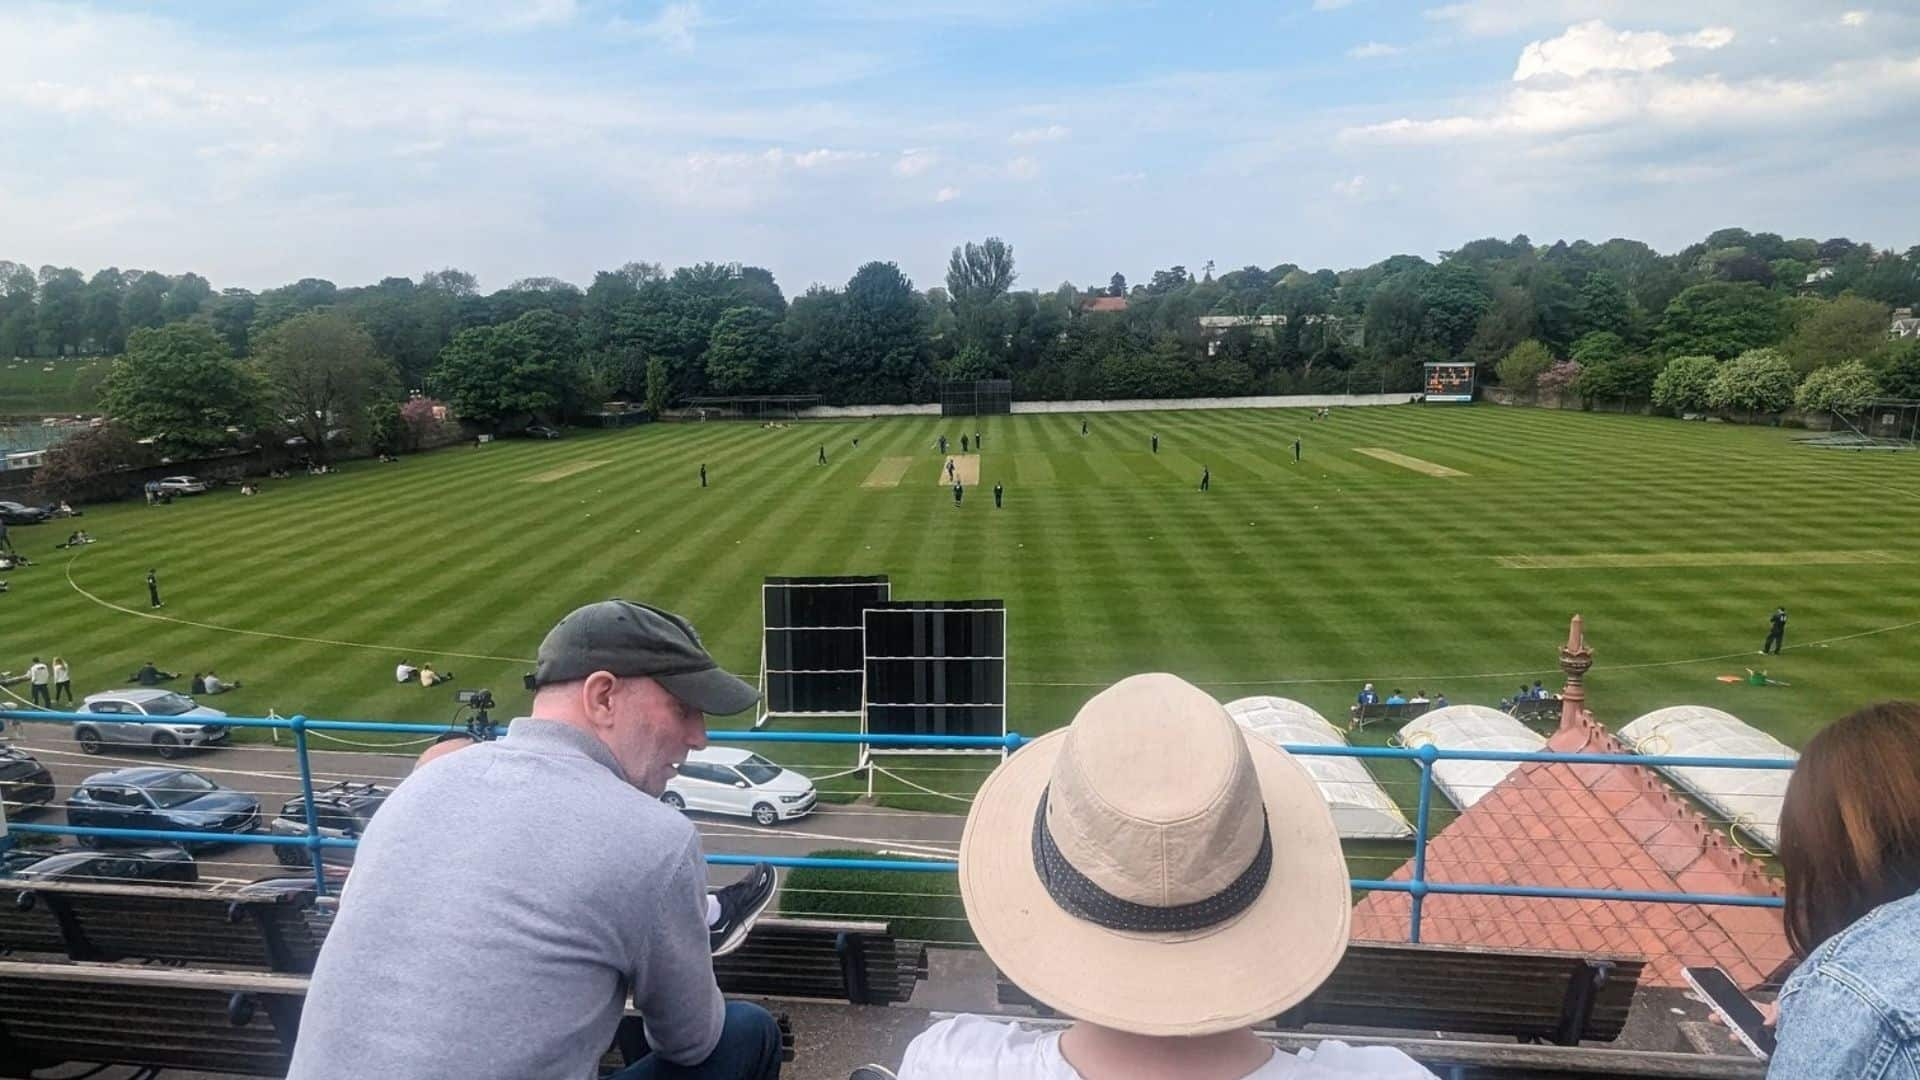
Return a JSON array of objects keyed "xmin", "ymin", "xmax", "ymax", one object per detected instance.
[{"xmin": 709, "ymin": 863, "xmax": 777, "ymax": 957}]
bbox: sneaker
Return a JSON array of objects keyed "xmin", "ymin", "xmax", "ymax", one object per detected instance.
[{"xmin": 709, "ymin": 863, "xmax": 777, "ymax": 957}]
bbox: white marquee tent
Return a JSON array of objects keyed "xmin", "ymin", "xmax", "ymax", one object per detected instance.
[
  {"xmin": 1618, "ymin": 706, "xmax": 1797, "ymax": 851},
  {"xmin": 1227, "ymin": 696, "xmax": 1413, "ymax": 839},
  {"xmin": 1397, "ymin": 705, "xmax": 1547, "ymax": 811}
]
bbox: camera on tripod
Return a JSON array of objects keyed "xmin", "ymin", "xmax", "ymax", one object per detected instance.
[{"xmin": 454, "ymin": 689, "xmax": 497, "ymax": 741}]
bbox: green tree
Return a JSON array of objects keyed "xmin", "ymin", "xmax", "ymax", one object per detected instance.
[
  {"xmin": 121, "ymin": 271, "xmax": 170, "ymax": 332},
  {"xmin": 1574, "ymin": 269, "xmax": 1635, "ymax": 341},
  {"xmin": 1421, "ymin": 262, "xmax": 1491, "ymax": 358},
  {"xmin": 1781, "ymin": 296, "xmax": 1891, "ymax": 372},
  {"xmin": 945, "ymin": 238, "xmax": 1016, "ymax": 307},
  {"xmin": 35, "ymin": 266, "xmax": 86, "ymax": 355},
  {"xmin": 1107, "ymin": 273, "xmax": 1126, "ymax": 297},
  {"xmin": 703, "ymin": 306, "xmax": 785, "ymax": 395},
  {"xmin": 161, "ymin": 272, "xmax": 212, "ymax": 321},
  {"xmin": 1496, "ymin": 339, "xmax": 1554, "ymax": 391},
  {"xmin": 1871, "ymin": 339, "xmax": 1920, "ymax": 399},
  {"xmin": 428, "ymin": 309, "xmax": 581, "ymax": 428},
  {"xmin": 204, "ymin": 289, "xmax": 258, "ymax": 356},
  {"xmin": 1651, "ymin": 355, "xmax": 1720, "ymax": 414},
  {"xmin": 254, "ymin": 311, "xmax": 397, "ymax": 460},
  {"xmin": 102, "ymin": 323, "xmax": 263, "ymax": 455},
  {"xmin": 644, "ymin": 355, "xmax": 671, "ymax": 417},
  {"xmin": 1794, "ymin": 360, "xmax": 1881, "ymax": 413},
  {"xmin": 1570, "ymin": 331, "xmax": 1628, "ymax": 366},
  {"xmin": 1706, "ymin": 348, "xmax": 1798, "ymax": 414},
  {"xmin": 1655, "ymin": 283, "xmax": 1786, "ymax": 359},
  {"xmin": 81, "ymin": 268, "xmax": 128, "ymax": 354},
  {"xmin": 1576, "ymin": 354, "xmax": 1660, "ymax": 402},
  {"xmin": 1536, "ymin": 359, "xmax": 1583, "ymax": 397},
  {"xmin": 31, "ymin": 423, "xmax": 153, "ymax": 499}
]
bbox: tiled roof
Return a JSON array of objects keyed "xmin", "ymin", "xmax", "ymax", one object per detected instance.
[
  {"xmin": 1350, "ymin": 711, "xmax": 1791, "ymax": 989},
  {"xmin": 1081, "ymin": 296, "xmax": 1128, "ymax": 313}
]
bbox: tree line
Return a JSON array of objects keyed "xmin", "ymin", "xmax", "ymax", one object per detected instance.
[{"xmin": 8, "ymin": 225, "xmax": 1920, "ymax": 461}]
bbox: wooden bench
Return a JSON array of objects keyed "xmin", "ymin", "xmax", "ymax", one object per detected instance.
[
  {"xmin": 1510, "ymin": 696, "xmax": 1564, "ymax": 723},
  {"xmin": 1349, "ymin": 700, "xmax": 1432, "ymax": 729},
  {"xmin": 999, "ymin": 941, "xmax": 1643, "ymax": 1046},
  {"xmin": 940, "ymin": 1015, "xmax": 1763, "ymax": 1079},
  {"xmin": 1, "ymin": 879, "xmax": 325, "ymax": 972},
  {"xmin": 0, "ymin": 960, "xmax": 306, "ymax": 1077},
  {"xmin": 713, "ymin": 917, "xmax": 926, "ymax": 1005}
]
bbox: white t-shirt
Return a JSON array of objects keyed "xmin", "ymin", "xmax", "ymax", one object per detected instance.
[
  {"xmin": 395, "ymin": 664, "xmax": 415, "ymax": 683},
  {"xmin": 27, "ymin": 662, "xmax": 50, "ymax": 686},
  {"xmin": 900, "ymin": 1016, "xmax": 1437, "ymax": 1080}
]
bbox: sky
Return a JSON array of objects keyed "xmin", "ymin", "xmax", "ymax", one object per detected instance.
[{"xmin": 2, "ymin": 0, "xmax": 1917, "ymax": 295}]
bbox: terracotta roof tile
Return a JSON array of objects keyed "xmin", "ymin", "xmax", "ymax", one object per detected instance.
[{"xmin": 1350, "ymin": 711, "xmax": 1788, "ymax": 988}]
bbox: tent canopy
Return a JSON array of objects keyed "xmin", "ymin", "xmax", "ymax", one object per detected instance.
[
  {"xmin": 1619, "ymin": 706, "xmax": 1796, "ymax": 851},
  {"xmin": 1227, "ymin": 696, "xmax": 1412, "ymax": 840},
  {"xmin": 1398, "ymin": 705, "xmax": 1546, "ymax": 811}
]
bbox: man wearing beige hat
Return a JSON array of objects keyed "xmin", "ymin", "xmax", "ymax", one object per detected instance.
[{"xmin": 898, "ymin": 673, "xmax": 1434, "ymax": 1079}]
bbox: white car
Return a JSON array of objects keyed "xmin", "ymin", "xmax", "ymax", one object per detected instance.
[
  {"xmin": 75, "ymin": 689, "xmax": 230, "ymax": 758},
  {"xmin": 662, "ymin": 748, "xmax": 817, "ymax": 825},
  {"xmin": 155, "ymin": 475, "xmax": 209, "ymax": 495}
]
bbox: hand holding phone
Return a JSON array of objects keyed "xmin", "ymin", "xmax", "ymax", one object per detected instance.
[{"xmin": 1684, "ymin": 965, "xmax": 1776, "ymax": 1060}]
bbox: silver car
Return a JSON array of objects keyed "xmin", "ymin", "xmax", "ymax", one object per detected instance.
[
  {"xmin": 75, "ymin": 689, "xmax": 230, "ymax": 759},
  {"xmin": 155, "ymin": 475, "xmax": 209, "ymax": 495}
]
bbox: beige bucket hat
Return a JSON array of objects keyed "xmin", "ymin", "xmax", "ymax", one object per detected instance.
[{"xmin": 959, "ymin": 672, "xmax": 1351, "ymax": 1036}]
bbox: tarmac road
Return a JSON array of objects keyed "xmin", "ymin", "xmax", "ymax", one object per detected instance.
[{"xmin": 3, "ymin": 729, "xmax": 964, "ymax": 896}]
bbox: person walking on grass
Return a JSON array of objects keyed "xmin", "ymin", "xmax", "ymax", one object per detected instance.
[
  {"xmin": 699, "ymin": 464, "xmax": 707, "ymax": 488},
  {"xmin": 946, "ymin": 459, "xmax": 956, "ymax": 483},
  {"xmin": 1200, "ymin": 466, "xmax": 1210, "ymax": 493},
  {"xmin": 1764, "ymin": 606, "xmax": 1788, "ymax": 655},
  {"xmin": 1081, "ymin": 419, "xmax": 1088, "ymax": 437},
  {"xmin": 974, "ymin": 431, "xmax": 981, "ymax": 449},
  {"xmin": 26, "ymin": 657, "xmax": 51, "ymax": 708},
  {"xmin": 146, "ymin": 568, "xmax": 163, "ymax": 609},
  {"xmin": 1293, "ymin": 437, "xmax": 1302, "ymax": 464},
  {"xmin": 953, "ymin": 482, "xmax": 964, "ymax": 509},
  {"xmin": 993, "ymin": 482, "xmax": 1003, "ymax": 509},
  {"xmin": 52, "ymin": 657, "xmax": 72, "ymax": 704},
  {"xmin": 0, "ymin": 518, "xmax": 12, "ymax": 554},
  {"xmin": 939, "ymin": 435, "xmax": 947, "ymax": 455},
  {"xmin": 1151, "ymin": 432, "xmax": 1159, "ymax": 454},
  {"xmin": 818, "ymin": 446, "xmax": 827, "ymax": 466},
  {"xmin": 962, "ymin": 435, "xmax": 969, "ymax": 454}
]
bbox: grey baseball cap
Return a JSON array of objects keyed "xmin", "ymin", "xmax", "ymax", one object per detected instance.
[{"xmin": 532, "ymin": 599, "xmax": 759, "ymax": 716}]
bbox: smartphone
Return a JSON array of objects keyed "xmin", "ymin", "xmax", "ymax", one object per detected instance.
[{"xmin": 1683, "ymin": 966, "xmax": 1775, "ymax": 1060}]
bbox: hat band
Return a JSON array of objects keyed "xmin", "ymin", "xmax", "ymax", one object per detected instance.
[{"xmin": 1031, "ymin": 788, "xmax": 1272, "ymax": 934}]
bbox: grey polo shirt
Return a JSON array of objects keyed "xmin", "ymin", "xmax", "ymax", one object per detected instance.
[{"xmin": 287, "ymin": 718, "xmax": 724, "ymax": 1079}]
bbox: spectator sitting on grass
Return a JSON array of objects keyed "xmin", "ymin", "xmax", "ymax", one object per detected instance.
[
  {"xmin": 190, "ymin": 672, "xmax": 206, "ymax": 694},
  {"xmin": 128, "ymin": 662, "xmax": 179, "ymax": 686},
  {"xmin": 1433, "ymin": 692, "xmax": 1449, "ymax": 709},
  {"xmin": 1409, "ymin": 689, "xmax": 1430, "ymax": 706},
  {"xmin": 1385, "ymin": 688, "xmax": 1407, "ymax": 706},
  {"xmin": 1356, "ymin": 682, "xmax": 1378, "ymax": 706},
  {"xmin": 894, "ymin": 674, "xmax": 1434, "ymax": 1080},
  {"xmin": 395, "ymin": 660, "xmax": 417, "ymax": 683},
  {"xmin": 419, "ymin": 664, "xmax": 451, "ymax": 688},
  {"xmin": 203, "ymin": 670, "xmax": 239, "ymax": 694}
]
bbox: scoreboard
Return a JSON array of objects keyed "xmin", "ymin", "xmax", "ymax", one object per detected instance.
[{"xmin": 1424, "ymin": 362, "xmax": 1476, "ymax": 403}]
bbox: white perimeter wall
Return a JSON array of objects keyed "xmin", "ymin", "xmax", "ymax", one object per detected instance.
[{"xmin": 778, "ymin": 392, "xmax": 1419, "ymax": 421}]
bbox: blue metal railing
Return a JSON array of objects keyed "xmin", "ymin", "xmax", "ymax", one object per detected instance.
[{"xmin": 0, "ymin": 708, "xmax": 1793, "ymax": 941}]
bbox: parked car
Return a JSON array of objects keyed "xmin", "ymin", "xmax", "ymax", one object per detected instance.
[
  {"xmin": 65, "ymin": 767, "xmax": 260, "ymax": 848},
  {"xmin": 662, "ymin": 748, "xmax": 817, "ymax": 825},
  {"xmin": 0, "ymin": 500, "xmax": 51, "ymax": 525},
  {"xmin": 523, "ymin": 424, "xmax": 563, "ymax": 440},
  {"xmin": 154, "ymin": 475, "xmax": 209, "ymax": 495},
  {"xmin": 7, "ymin": 845, "xmax": 198, "ymax": 884},
  {"xmin": 269, "ymin": 781, "xmax": 390, "ymax": 867},
  {"xmin": 235, "ymin": 864, "xmax": 350, "ymax": 902},
  {"xmin": 0, "ymin": 746, "xmax": 56, "ymax": 814},
  {"xmin": 75, "ymin": 689, "xmax": 229, "ymax": 758}
]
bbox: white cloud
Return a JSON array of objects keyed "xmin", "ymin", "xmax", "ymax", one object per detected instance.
[
  {"xmin": 1313, "ymin": 0, "xmax": 1354, "ymax": 9},
  {"xmin": 779, "ymin": 147, "xmax": 871, "ymax": 169},
  {"xmin": 1842, "ymin": 10, "xmax": 1868, "ymax": 27},
  {"xmin": 372, "ymin": 0, "xmax": 578, "ymax": 31},
  {"xmin": 1513, "ymin": 21, "xmax": 1733, "ymax": 81},
  {"xmin": 626, "ymin": 2, "xmax": 707, "ymax": 51},
  {"xmin": 934, "ymin": 186, "xmax": 959, "ymax": 202},
  {"xmin": 892, "ymin": 149, "xmax": 937, "ymax": 177},
  {"xmin": 1332, "ymin": 174, "xmax": 1367, "ymax": 197},
  {"xmin": 1010, "ymin": 124, "xmax": 1070, "ymax": 144},
  {"xmin": 1348, "ymin": 41, "xmax": 1404, "ymax": 59},
  {"xmin": 1006, "ymin": 155, "xmax": 1039, "ymax": 179}
]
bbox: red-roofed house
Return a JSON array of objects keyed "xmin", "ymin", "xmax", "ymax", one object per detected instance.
[
  {"xmin": 1350, "ymin": 617, "xmax": 1792, "ymax": 990},
  {"xmin": 1080, "ymin": 296, "xmax": 1128, "ymax": 314}
]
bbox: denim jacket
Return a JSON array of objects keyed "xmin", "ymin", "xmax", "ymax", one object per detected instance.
[{"xmin": 1770, "ymin": 890, "xmax": 1920, "ymax": 1078}]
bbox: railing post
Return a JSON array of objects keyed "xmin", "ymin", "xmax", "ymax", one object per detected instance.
[
  {"xmin": 290, "ymin": 715, "xmax": 328, "ymax": 898},
  {"xmin": 1409, "ymin": 743, "xmax": 1437, "ymax": 944}
]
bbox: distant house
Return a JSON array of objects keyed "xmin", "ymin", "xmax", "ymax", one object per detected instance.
[
  {"xmin": 1803, "ymin": 266, "xmax": 1835, "ymax": 286},
  {"xmin": 1080, "ymin": 296, "xmax": 1128, "ymax": 314},
  {"xmin": 1198, "ymin": 314, "xmax": 1287, "ymax": 355},
  {"xmin": 1891, "ymin": 308, "xmax": 1920, "ymax": 340}
]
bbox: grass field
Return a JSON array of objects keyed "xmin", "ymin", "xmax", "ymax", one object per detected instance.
[
  {"xmin": 4, "ymin": 404, "xmax": 1918, "ymax": 823},
  {"xmin": 0, "ymin": 356, "xmax": 109, "ymax": 416}
]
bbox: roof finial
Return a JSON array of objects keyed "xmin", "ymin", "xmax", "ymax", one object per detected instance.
[{"xmin": 1558, "ymin": 614, "xmax": 1593, "ymax": 733}]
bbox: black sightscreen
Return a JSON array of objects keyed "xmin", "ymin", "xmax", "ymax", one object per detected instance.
[
  {"xmin": 762, "ymin": 576, "xmax": 889, "ymax": 715},
  {"xmin": 864, "ymin": 600, "xmax": 1007, "ymax": 740}
]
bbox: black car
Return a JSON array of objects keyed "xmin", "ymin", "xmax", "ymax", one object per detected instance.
[
  {"xmin": 523, "ymin": 424, "xmax": 562, "ymax": 440},
  {"xmin": 0, "ymin": 500, "xmax": 51, "ymax": 525},
  {"xmin": 6, "ymin": 845, "xmax": 197, "ymax": 885},
  {"xmin": 235, "ymin": 864, "xmax": 350, "ymax": 901},
  {"xmin": 269, "ymin": 781, "xmax": 388, "ymax": 867},
  {"xmin": 65, "ymin": 767, "xmax": 261, "ymax": 848},
  {"xmin": 0, "ymin": 747, "xmax": 55, "ymax": 814}
]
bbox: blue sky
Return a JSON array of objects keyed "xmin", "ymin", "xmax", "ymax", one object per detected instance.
[{"xmin": 2, "ymin": 0, "xmax": 1917, "ymax": 294}]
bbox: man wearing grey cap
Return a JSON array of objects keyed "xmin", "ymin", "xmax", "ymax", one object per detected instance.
[{"xmin": 289, "ymin": 599, "xmax": 783, "ymax": 1080}]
